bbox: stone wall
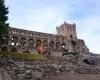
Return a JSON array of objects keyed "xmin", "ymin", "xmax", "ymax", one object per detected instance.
[
  {"xmin": 56, "ymin": 21, "xmax": 77, "ymax": 40},
  {"xmin": 0, "ymin": 53, "xmax": 100, "ymax": 80},
  {"xmin": 1, "ymin": 22, "xmax": 89, "ymax": 54}
]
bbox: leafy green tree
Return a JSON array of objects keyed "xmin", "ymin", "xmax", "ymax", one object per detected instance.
[{"xmin": 0, "ymin": 0, "xmax": 9, "ymax": 46}]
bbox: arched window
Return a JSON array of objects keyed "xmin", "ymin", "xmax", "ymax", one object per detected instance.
[
  {"xmin": 49, "ymin": 41, "xmax": 54, "ymax": 49},
  {"xmin": 70, "ymin": 35, "xmax": 73, "ymax": 38},
  {"xmin": 36, "ymin": 39, "xmax": 42, "ymax": 48},
  {"xmin": 20, "ymin": 37, "xmax": 27, "ymax": 46},
  {"xmin": 43, "ymin": 40, "xmax": 48, "ymax": 47},
  {"xmin": 11, "ymin": 36, "xmax": 18, "ymax": 46},
  {"xmin": 61, "ymin": 43, "xmax": 66, "ymax": 51},
  {"xmin": 56, "ymin": 42, "xmax": 60, "ymax": 50}
]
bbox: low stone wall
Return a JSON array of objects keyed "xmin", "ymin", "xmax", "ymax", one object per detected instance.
[{"xmin": 0, "ymin": 54, "xmax": 100, "ymax": 80}]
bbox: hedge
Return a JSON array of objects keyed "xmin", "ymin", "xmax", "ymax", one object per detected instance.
[{"xmin": 62, "ymin": 52, "xmax": 79, "ymax": 56}]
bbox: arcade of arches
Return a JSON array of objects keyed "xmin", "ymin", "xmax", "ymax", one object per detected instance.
[{"xmin": 9, "ymin": 36, "xmax": 66, "ymax": 52}]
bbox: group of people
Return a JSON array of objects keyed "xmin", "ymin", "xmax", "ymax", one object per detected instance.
[{"xmin": 83, "ymin": 58, "xmax": 96, "ymax": 65}]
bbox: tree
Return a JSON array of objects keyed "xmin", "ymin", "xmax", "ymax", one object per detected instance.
[{"xmin": 0, "ymin": 0, "xmax": 9, "ymax": 46}]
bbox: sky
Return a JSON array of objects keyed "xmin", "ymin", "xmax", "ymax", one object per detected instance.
[{"xmin": 5, "ymin": 0, "xmax": 100, "ymax": 54}]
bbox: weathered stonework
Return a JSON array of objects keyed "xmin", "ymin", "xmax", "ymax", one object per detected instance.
[
  {"xmin": 0, "ymin": 53, "xmax": 100, "ymax": 80},
  {"xmin": 0, "ymin": 21, "xmax": 89, "ymax": 53}
]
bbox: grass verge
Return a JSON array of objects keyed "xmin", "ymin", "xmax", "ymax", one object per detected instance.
[{"xmin": 0, "ymin": 51, "xmax": 47, "ymax": 61}]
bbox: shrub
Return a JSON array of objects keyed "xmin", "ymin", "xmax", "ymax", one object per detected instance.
[{"xmin": 62, "ymin": 52, "xmax": 79, "ymax": 56}]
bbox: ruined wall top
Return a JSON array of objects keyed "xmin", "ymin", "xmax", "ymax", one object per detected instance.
[
  {"xmin": 56, "ymin": 21, "xmax": 77, "ymax": 40},
  {"xmin": 2, "ymin": 21, "xmax": 89, "ymax": 53}
]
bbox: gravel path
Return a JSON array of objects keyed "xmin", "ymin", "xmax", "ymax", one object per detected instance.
[{"xmin": 43, "ymin": 74, "xmax": 100, "ymax": 80}]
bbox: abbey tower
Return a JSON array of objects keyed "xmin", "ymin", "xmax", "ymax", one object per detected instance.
[{"xmin": 56, "ymin": 21, "xmax": 77, "ymax": 40}]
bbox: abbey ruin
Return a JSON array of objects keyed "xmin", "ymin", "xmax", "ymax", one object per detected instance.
[
  {"xmin": 1, "ymin": 22, "xmax": 100, "ymax": 80},
  {"xmin": 1, "ymin": 21, "xmax": 89, "ymax": 53}
]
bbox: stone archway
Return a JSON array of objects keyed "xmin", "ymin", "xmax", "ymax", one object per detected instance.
[
  {"xmin": 49, "ymin": 41, "xmax": 54, "ymax": 50},
  {"xmin": 70, "ymin": 35, "xmax": 73, "ymax": 38},
  {"xmin": 61, "ymin": 43, "xmax": 66, "ymax": 51},
  {"xmin": 71, "ymin": 40, "xmax": 76, "ymax": 47},
  {"xmin": 11, "ymin": 36, "xmax": 18, "ymax": 46},
  {"xmin": 56, "ymin": 42, "xmax": 60, "ymax": 51},
  {"xmin": 43, "ymin": 40, "xmax": 48, "ymax": 47},
  {"xmin": 28, "ymin": 39, "xmax": 34, "ymax": 47},
  {"xmin": 20, "ymin": 37, "xmax": 27, "ymax": 46},
  {"xmin": 2, "ymin": 35, "xmax": 9, "ymax": 45},
  {"xmin": 36, "ymin": 39, "xmax": 42, "ymax": 48}
]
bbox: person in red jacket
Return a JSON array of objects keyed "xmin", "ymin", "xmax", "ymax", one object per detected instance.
[{"xmin": 36, "ymin": 44, "xmax": 46, "ymax": 54}]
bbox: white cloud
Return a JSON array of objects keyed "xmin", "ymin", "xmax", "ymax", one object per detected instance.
[
  {"xmin": 6, "ymin": 0, "xmax": 72, "ymax": 34},
  {"xmin": 5, "ymin": 0, "xmax": 100, "ymax": 53},
  {"xmin": 74, "ymin": 14, "xmax": 100, "ymax": 53}
]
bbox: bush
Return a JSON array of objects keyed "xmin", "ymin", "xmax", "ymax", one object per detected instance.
[{"xmin": 62, "ymin": 52, "xmax": 79, "ymax": 56}]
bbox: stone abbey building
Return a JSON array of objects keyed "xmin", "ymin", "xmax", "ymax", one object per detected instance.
[{"xmin": 1, "ymin": 21, "xmax": 89, "ymax": 53}]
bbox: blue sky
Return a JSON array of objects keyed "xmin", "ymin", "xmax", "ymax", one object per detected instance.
[{"xmin": 5, "ymin": 0, "xmax": 100, "ymax": 53}]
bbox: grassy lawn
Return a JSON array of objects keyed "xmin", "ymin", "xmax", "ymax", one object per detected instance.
[{"xmin": 0, "ymin": 51, "xmax": 47, "ymax": 61}]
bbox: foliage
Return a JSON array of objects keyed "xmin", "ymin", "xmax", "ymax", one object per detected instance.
[
  {"xmin": 0, "ymin": 21, "xmax": 8, "ymax": 44},
  {"xmin": 0, "ymin": 0, "xmax": 9, "ymax": 22},
  {"xmin": 62, "ymin": 52, "xmax": 79, "ymax": 56},
  {"xmin": 0, "ymin": 0, "xmax": 9, "ymax": 46},
  {"xmin": 0, "ymin": 51, "xmax": 47, "ymax": 60}
]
